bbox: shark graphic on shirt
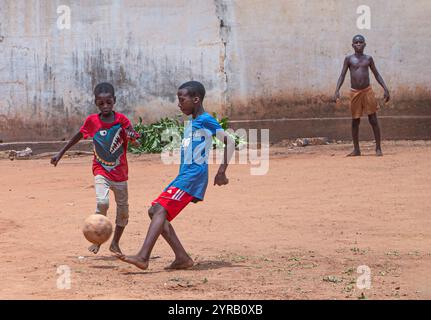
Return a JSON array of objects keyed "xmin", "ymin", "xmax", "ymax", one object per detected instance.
[{"xmin": 92, "ymin": 124, "xmax": 124, "ymax": 172}]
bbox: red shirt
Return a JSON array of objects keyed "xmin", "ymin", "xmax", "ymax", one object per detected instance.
[{"xmin": 80, "ymin": 112, "xmax": 134, "ymax": 182}]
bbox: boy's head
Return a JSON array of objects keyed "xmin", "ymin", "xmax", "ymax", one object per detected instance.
[
  {"xmin": 177, "ymin": 81, "xmax": 206, "ymax": 116},
  {"xmin": 352, "ymin": 34, "xmax": 366, "ymax": 53},
  {"xmin": 94, "ymin": 82, "xmax": 116, "ymax": 116}
]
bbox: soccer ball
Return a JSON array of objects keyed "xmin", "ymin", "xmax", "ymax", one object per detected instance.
[{"xmin": 82, "ymin": 214, "xmax": 113, "ymax": 245}]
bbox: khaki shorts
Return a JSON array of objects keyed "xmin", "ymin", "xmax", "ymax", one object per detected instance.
[
  {"xmin": 94, "ymin": 175, "xmax": 129, "ymax": 227},
  {"xmin": 350, "ymin": 86, "xmax": 378, "ymax": 119}
]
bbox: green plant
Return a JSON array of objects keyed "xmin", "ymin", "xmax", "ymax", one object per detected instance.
[
  {"xmin": 128, "ymin": 115, "xmax": 184, "ymax": 154},
  {"xmin": 129, "ymin": 113, "xmax": 246, "ymax": 154}
]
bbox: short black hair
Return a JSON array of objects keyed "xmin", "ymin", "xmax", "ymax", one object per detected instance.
[
  {"xmin": 94, "ymin": 82, "xmax": 115, "ymax": 96},
  {"xmin": 352, "ymin": 34, "xmax": 365, "ymax": 42},
  {"xmin": 178, "ymin": 81, "xmax": 206, "ymax": 101}
]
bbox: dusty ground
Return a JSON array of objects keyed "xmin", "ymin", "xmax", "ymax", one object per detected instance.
[{"xmin": 0, "ymin": 140, "xmax": 430, "ymax": 300}]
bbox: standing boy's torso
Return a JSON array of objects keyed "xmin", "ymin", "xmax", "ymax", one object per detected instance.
[{"xmin": 348, "ymin": 54, "xmax": 372, "ymax": 90}]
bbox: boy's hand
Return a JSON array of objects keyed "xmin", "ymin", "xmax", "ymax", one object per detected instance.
[
  {"xmin": 384, "ymin": 90, "xmax": 390, "ymax": 103},
  {"xmin": 214, "ymin": 172, "xmax": 229, "ymax": 186},
  {"xmin": 50, "ymin": 153, "xmax": 62, "ymax": 166},
  {"xmin": 125, "ymin": 126, "xmax": 140, "ymax": 141}
]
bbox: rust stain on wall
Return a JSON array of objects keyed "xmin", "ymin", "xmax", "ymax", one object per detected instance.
[{"xmin": 228, "ymin": 85, "xmax": 431, "ymax": 120}]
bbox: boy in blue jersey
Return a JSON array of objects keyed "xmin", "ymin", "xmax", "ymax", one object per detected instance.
[{"xmin": 116, "ymin": 81, "xmax": 234, "ymax": 270}]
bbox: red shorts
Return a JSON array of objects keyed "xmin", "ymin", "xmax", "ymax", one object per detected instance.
[{"xmin": 151, "ymin": 186, "xmax": 194, "ymax": 221}]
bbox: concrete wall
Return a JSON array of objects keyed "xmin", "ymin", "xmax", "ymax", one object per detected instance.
[
  {"xmin": 0, "ymin": 0, "xmax": 430, "ymax": 142},
  {"xmin": 0, "ymin": 0, "xmax": 226, "ymax": 141},
  {"xmin": 223, "ymin": 0, "xmax": 431, "ymax": 119}
]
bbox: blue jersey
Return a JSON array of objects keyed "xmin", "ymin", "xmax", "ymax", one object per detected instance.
[{"xmin": 165, "ymin": 112, "xmax": 223, "ymax": 200}]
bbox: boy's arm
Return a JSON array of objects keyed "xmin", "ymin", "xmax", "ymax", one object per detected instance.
[
  {"xmin": 50, "ymin": 132, "xmax": 83, "ymax": 166},
  {"xmin": 369, "ymin": 56, "xmax": 390, "ymax": 102},
  {"xmin": 214, "ymin": 130, "xmax": 235, "ymax": 186},
  {"xmin": 334, "ymin": 56, "xmax": 350, "ymax": 101}
]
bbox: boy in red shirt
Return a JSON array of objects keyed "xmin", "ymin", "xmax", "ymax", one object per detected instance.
[{"xmin": 51, "ymin": 82, "xmax": 139, "ymax": 255}]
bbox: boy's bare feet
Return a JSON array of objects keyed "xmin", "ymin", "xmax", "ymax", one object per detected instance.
[
  {"xmin": 88, "ymin": 244, "xmax": 101, "ymax": 254},
  {"xmin": 165, "ymin": 257, "xmax": 194, "ymax": 270},
  {"xmin": 347, "ymin": 150, "xmax": 361, "ymax": 157},
  {"xmin": 115, "ymin": 254, "xmax": 149, "ymax": 270},
  {"xmin": 376, "ymin": 149, "xmax": 383, "ymax": 157},
  {"xmin": 109, "ymin": 242, "xmax": 122, "ymax": 255}
]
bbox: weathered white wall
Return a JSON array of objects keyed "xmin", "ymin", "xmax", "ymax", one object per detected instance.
[
  {"xmin": 0, "ymin": 0, "xmax": 226, "ymax": 140},
  {"xmin": 0, "ymin": 0, "xmax": 430, "ymax": 141},
  {"xmin": 223, "ymin": 0, "xmax": 431, "ymax": 119}
]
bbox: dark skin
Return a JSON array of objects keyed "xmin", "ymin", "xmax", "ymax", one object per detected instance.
[
  {"xmin": 334, "ymin": 36, "xmax": 390, "ymax": 157},
  {"xmin": 50, "ymin": 92, "xmax": 139, "ymax": 254},
  {"xmin": 116, "ymin": 88, "xmax": 234, "ymax": 270}
]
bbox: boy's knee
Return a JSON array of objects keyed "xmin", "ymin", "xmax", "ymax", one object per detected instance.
[
  {"xmin": 116, "ymin": 210, "xmax": 129, "ymax": 227},
  {"xmin": 368, "ymin": 115, "xmax": 378, "ymax": 126},
  {"xmin": 352, "ymin": 118, "xmax": 361, "ymax": 127},
  {"xmin": 148, "ymin": 204, "xmax": 167, "ymax": 220},
  {"xmin": 96, "ymin": 199, "xmax": 109, "ymax": 214},
  {"xmin": 148, "ymin": 206, "xmax": 156, "ymax": 219},
  {"xmin": 148, "ymin": 206, "xmax": 162, "ymax": 218},
  {"xmin": 117, "ymin": 203, "xmax": 129, "ymax": 213}
]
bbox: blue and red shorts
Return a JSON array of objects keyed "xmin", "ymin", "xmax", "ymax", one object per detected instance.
[{"xmin": 151, "ymin": 186, "xmax": 194, "ymax": 221}]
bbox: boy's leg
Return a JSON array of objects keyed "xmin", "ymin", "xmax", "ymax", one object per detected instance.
[
  {"xmin": 347, "ymin": 118, "xmax": 361, "ymax": 156},
  {"xmin": 91, "ymin": 175, "xmax": 111, "ymax": 254},
  {"xmin": 149, "ymin": 204, "xmax": 193, "ymax": 269},
  {"xmin": 116, "ymin": 204, "xmax": 168, "ymax": 270},
  {"xmin": 368, "ymin": 113, "xmax": 383, "ymax": 156},
  {"xmin": 116, "ymin": 187, "xmax": 195, "ymax": 270},
  {"xmin": 110, "ymin": 181, "xmax": 129, "ymax": 254}
]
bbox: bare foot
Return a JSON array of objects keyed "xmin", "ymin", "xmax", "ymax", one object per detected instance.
[
  {"xmin": 116, "ymin": 254, "xmax": 149, "ymax": 270},
  {"xmin": 109, "ymin": 242, "xmax": 122, "ymax": 255},
  {"xmin": 346, "ymin": 150, "xmax": 361, "ymax": 157},
  {"xmin": 376, "ymin": 149, "xmax": 383, "ymax": 157},
  {"xmin": 165, "ymin": 257, "xmax": 194, "ymax": 270},
  {"xmin": 88, "ymin": 244, "xmax": 101, "ymax": 254}
]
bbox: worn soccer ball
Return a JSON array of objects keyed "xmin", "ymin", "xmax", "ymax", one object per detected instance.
[{"xmin": 82, "ymin": 214, "xmax": 113, "ymax": 245}]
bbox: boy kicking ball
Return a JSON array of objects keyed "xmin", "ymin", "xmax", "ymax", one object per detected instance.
[
  {"xmin": 116, "ymin": 81, "xmax": 234, "ymax": 270},
  {"xmin": 51, "ymin": 82, "xmax": 140, "ymax": 255}
]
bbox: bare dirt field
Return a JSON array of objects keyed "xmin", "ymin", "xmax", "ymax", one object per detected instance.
[{"xmin": 0, "ymin": 140, "xmax": 430, "ymax": 300}]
